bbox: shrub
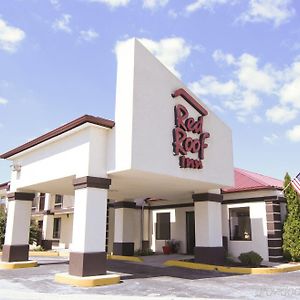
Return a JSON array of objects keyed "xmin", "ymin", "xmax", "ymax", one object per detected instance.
[
  {"xmin": 165, "ymin": 240, "xmax": 180, "ymax": 253},
  {"xmin": 134, "ymin": 248, "xmax": 154, "ymax": 256},
  {"xmin": 238, "ymin": 251, "xmax": 263, "ymax": 267}
]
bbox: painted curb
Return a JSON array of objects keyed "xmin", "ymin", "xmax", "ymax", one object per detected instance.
[
  {"xmin": 164, "ymin": 260, "xmax": 300, "ymax": 274},
  {"xmin": 107, "ymin": 255, "xmax": 143, "ymax": 263},
  {"xmin": 0, "ymin": 260, "xmax": 38, "ymax": 270},
  {"xmin": 29, "ymin": 251, "xmax": 60, "ymax": 257},
  {"xmin": 55, "ymin": 273, "xmax": 120, "ymax": 287}
]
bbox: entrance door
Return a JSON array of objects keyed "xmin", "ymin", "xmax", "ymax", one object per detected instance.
[{"xmin": 186, "ymin": 211, "xmax": 195, "ymax": 254}]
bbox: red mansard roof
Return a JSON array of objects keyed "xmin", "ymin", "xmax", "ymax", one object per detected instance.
[{"xmin": 222, "ymin": 168, "xmax": 283, "ymax": 194}]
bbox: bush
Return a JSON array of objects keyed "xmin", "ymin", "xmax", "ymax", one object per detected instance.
[
  {"xmin": 134, "ymin": 248, "xmax": 154, "ymax": 256},
  {"xmin": 238, "ymin": 251, "xmax": 263, "ymax": 267},
  {"xmin": 165, "ymin": 240, "xmax": 180, "ymax": 253}
]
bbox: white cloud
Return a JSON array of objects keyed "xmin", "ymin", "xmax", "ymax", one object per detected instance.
[
  {"xmin": 138, "ymin": 37, "xmax": 191, "ymax": 78},
  {"xmin": 212, "ymin": 49, "xmax": 235, "ymax": 65},
  {"xmin": 0, "ymin": 97, "xmax": 8, "ymax": 105},
  {"xmin": 240, "ymin": 0, "xmax": 295, "ymax": 27},
  {"xmin": 186, "ymin": 0, "xmax": 236, "ymax": 13},
  {"xmin": 189, "ymin": 76, "xmax": 237, "ymax": 97},
  {"xmin": 79, "ymin": 29, "xmax": 99, "ymax": 42},
  {"xmin": 0, "ymin": 18, "xmax": 26, "ymax": 53},
  {"xmin": 224, "ymin": 91, "xmax": 261, "ymax": 116},
  {"xmin": 143, "ymin": 0, "xmax": 169, "ymax": 9},
  {"xmin": 236, "ymin": 53, "xmax": 276, "ymax": 94},
  {"xmin": 52, "ymin": 14, "xmax": 72, "ymax": 33},
  {"xmin": 280, "ymin": 77, "xmax": 300, "ymax": 109},
  {"xmin": 286, "ymin": 125, "xmax": 300, "ymax": 142},
  {"xmin": 264, "ymin": 133, "xmax": 279, "ymax": 144},
  {"xmin": 253, "ymin": 115, "xmax": 262, "ymax": 123},
  {"xmin": 50, "ymin": 0, "xmax": 60, "ymax": 9},
  {"xmin": 266, "ymin": 105, "xmax": 298, "ymax": 124},
  {"xmin": 88, "ymin": 0, "xmax": 130, "ymax": 8}
]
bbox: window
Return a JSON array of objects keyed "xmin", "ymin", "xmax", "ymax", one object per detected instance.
[
  {"xmin": 53, "ymin": 218, "xmax": 61, "ymax": 239},
  {"xmin": 32, "ymin": 196, "xmax": 38, "ymax": 211},
  {"xmin": 156, "ymin": 212, "xmax": 170, "ymax": 240},
  {"xmin": 54, "ymin": 194, "xmax": 63, "ymax": 209},
  {"xmin": 229, "ymin": 207, "xmax": 251, "ymax": 241},
  {"xmin": 39, "ymin": 193, "xmax": 45, "ymax": 211}
]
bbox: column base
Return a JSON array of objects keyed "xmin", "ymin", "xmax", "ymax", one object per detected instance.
[
  {"xmin": 113, "ymin": 242, "xmax": 134, "ymax": 256},
  {"xmin": 69, "ymin": 252, "xmax": 107, "ymax": 277},
  {"xmin": 55, "ymin": 272, "xmax": 120, "ymax": 287},
  {"xmin": 2, "ymin": 245, "xmax": 29, "ymax": 262},
  {"xmin": 142, "ymin": 240, "xmax": 150, "ymax": 251},
  {"xmin": 0, "ymin": 260, "xmax": 37, "ymax": 269},
  {"xmin": 41, "ymin": 240, "xmax": 53, "ymax": 251},
  {"xmin": 194, "ymin": 246, "xmax": 225, "ymax": 265}
]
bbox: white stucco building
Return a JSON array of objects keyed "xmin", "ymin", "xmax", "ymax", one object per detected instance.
[{"xmin": 0, "ymin": 39, "xmax": 285, "ymax": 281}]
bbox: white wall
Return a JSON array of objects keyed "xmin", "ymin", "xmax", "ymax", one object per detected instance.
[
  {"xmin": 109, "ymin": 39, "xmax": 234, "ymax": 189},
  {"xmin": 151, "ymin": 206, "xmax": 194, "ymax": 253},
  {"xmin": 222, "ymin": 202, "xmax": 269, "ymax": 261},
  {"xmin": 58, "ymin": 213, "xmax": 73, "ymax": 248},
  {"xmin": 9, "ymin": 124, "xmax": 110, "ymax": 193}
]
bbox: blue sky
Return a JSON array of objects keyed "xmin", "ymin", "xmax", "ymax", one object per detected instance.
[{"xmin": 0, "ymin": 0, "xmax": 299, "ymax": 183}]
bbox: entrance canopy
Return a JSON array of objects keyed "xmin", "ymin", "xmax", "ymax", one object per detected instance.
[{"xmin": 1, "ymin": 39, "xmax": 234, "ymax": 200}]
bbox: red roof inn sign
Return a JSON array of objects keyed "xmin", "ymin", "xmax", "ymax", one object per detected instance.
[{"xmin": 172, "ymin": 88, "xmax": 210, "ymax": 170}]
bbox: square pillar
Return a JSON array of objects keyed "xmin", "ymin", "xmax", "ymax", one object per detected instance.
[
  {"xmin": 41, "ymin": 194, "xmax": 54, "ymax": 250},
  {"xmin": 193, "ymin": 193, "xmax": 224, "ymax": 265},
  {"xmin": 113, "ymin": 201, "xmax": 137, "ymax": 256},
  {"xmin": 2, "ymin": 192, "xmax": 35, "ymax": 262},
  {"xmin": 69, "ymin": 176, "xmax": 111, "ymax": 277}
]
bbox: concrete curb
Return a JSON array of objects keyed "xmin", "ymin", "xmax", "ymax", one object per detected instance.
[
  {"xmin": 55, "ymin": 272, "xmax": 120, "ymax": 287},
  {"xmin": 107, "ymin": 254, "xmax": 143, "ymax": 263},
  {"xmin": 0, "ymin": 260, "xmax": 38, "ymax": 269},
  {"xmin": 164, "ymin": 260, "xmax": 300, "ymax": 274}
]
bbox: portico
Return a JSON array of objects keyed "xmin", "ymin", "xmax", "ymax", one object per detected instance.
[{"xmin": 0, "ymin": 39, "xmax": 234, "ymax": 285}]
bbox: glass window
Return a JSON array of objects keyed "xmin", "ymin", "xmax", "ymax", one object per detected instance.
[
  {"xmin": 156, "ymin": 212, "xmax": 170, "ymax": 240},
  {"xmin": 229, "ymin": 207, "xmax": 251, "ymax": 241},
  {"xmin": 39, "ymin": 193, "xmax": 45, "ymax": 211},
  {"xmin": 53, "ymin": 218, "xmax": 61, "ymax": 239},
  {"xmin": 54, "ymin": 195, "xmax": 63, "ymax": 209}
]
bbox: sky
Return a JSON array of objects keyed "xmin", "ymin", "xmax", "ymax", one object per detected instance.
[{"xmin": 0, "ymin": 0, "xmax": 299, "ymax": 183}]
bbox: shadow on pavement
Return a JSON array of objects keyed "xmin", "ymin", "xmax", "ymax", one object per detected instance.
[{"xmin": 107, "ymin": 260, "xmax": 241, "ymax": 281}]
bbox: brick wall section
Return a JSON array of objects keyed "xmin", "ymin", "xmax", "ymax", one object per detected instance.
[{"xmin": 266, "ymin": 201, "xmax": 283, "ymax": 262}]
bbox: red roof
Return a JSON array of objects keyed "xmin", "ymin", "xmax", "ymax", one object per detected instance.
[{"xmin": 222, "ymin": 168, "xmax": 283, "ymax": 193}]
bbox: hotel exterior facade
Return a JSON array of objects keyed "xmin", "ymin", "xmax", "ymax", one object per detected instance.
[{"xmin": 0, "ymin": 39, "xmax": 286, "ymax": 280}]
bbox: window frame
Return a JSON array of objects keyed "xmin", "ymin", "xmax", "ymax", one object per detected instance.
[
  {"xmin": 156, "ymin": 212, "xmax": 171, "ymax": 240},
  {"xmin": 54, "ymin": 194, "xmax": 63, "ymax": 209},
  {"xmin": 229, "ymin": 206, "xmax": 252, "ymax": 241},
  {"xmin": 53, "ymin": 217, "xmax": 61, "ymax": 239}
]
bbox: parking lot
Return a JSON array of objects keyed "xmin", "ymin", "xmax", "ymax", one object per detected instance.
[{"xmin": 1, "ymin": 257, "xmax": 300, "ymax": 299}]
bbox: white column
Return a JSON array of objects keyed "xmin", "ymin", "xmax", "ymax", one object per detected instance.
[
  {"xmin": 2, "ymin": 192, "xmax": 35, "ymax": 262},
  {"xmin": 113, "ymin": 202, "xmax": 137, "ymax": 256},
  {"xmin": 41, "ymin": 194, "xmax": 54, "ymax": 250},
  {"xmin": 71, "ymin": 188, "xmax": 108, "ymax": 253},
  {"xmin": 69, "ymin": 176, "xmax": 111, "ymax": 277},
  {"xmin": 193, "ymin": 193, "xmax": 224, "ymax": 264}
]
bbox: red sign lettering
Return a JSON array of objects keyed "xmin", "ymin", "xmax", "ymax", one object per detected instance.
[{"xmin": 172, "ymin": 90, "xmax": 210, "ymax": 170}]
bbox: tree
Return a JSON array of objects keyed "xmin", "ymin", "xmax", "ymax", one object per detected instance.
[
  {"xmin": 0, "ymin": 206, "xmax": 6, "ymax": 248},
  {"xmin": 282, "ymin": 173, "xmax": 300, "ymax": 261},
  {"xmin": 0, "ymin": 207, "xmax": 41, "ymax": 249}
]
